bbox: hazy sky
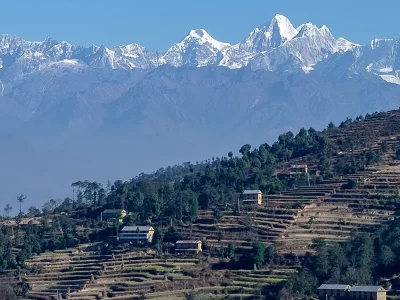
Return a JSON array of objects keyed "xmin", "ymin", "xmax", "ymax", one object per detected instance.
[{"xmin": 1, "ymin": 0, "xmax": 399, "ymax": 50}]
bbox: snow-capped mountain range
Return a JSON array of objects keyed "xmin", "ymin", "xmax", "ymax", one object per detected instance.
[
  {"xmin": 1, "ymin": 14, "xmax": 400, "ymax": 208},
  {"xmin": 1, "ymin": 14, "xmax": 398, "ymax": 82},
  {"xmin": 1, "ymin": 14, "xmax": 399, "ymax": 85}
]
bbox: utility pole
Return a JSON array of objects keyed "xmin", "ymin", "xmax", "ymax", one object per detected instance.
[
  {"xmin": 237, "ymin": 198, "xmax": 240, "ymax": 214},
  {"xmin": 307, "ymin": 172, "xmax": 310, "ymax": 187}
]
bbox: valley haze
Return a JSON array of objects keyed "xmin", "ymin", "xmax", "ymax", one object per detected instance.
[{"xmin": 1, "ymin": 14, "xmax": 400, "ymax": 210}]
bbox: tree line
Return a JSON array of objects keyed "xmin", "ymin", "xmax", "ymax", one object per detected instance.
[{"xmin": 279, "ymin": 217, "xmax": 400, "ymax": 298}]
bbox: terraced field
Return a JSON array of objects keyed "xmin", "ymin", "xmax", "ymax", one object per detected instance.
[
  {"xmin": 179, "ymin": 162, "xmax": 400, "ymax": 255},
  {"xmin": 21, "ymin": 243, "xmax": 294, "ymax": 299},
  {"xmin": 279, "ymin": 164, "xmax": 400, "ymax": 254},
  {"xmin": 176, "ymin": 178, "xmax": 344, "ymax": 252}
]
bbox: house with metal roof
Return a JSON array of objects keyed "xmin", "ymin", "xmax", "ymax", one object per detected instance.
[
  {"xmin": 175, "ymin": 240, "xmax": 202, "ymax": 255},
  {"xmin": 348, "ymin": 286, "xmax": 386, "ymax": 300},
  {"xmin": 290, "ymin": 164, "xmax": 308, "ymax": 174},
  {"xmin": 316, "ymin": 284, "xmax": 386, "ymax": 300},
  {"xmin": 118, "ymin": 225, "xmax": 155, "ymax": 243},
  {"xmin": 242, "ymin": 190, "xmax": 262, "ymax": 205},
  {"xmin": 101, "ymin": 209, "xmax": 127, "ymax": 222},
  {"xmin": 317, "ymin": 284, "xmax": 351, "ymax": 300}
]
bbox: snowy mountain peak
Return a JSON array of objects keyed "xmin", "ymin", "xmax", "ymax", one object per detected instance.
[
  {"xmin": 295, "ymin": 23, "xmax": 333, "ymax": 39},
  {"xmin": 320, "ymin": 25, "xmax": 331, "ymax": 34},
  {"xmin": 238, "ymin": 14, "xmax": 298, "ymax": 54},
  {"xmin": 182, "ymin": 29, "xmax": 231, "ymax": 50},
  {"xmin": 161, "ymin": 29, "xmax": 231, "ymax": 67},
  {"xmin": 188, "ymin": 29, "xmax": 207, "ymax": 39},
  {"xmin": 267, "ymin": 14, "xmax": 298, "ymax": 42}
]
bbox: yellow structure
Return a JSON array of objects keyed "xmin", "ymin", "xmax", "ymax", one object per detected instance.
[
  {"xmin": 175, "ymin": 240, "xmax": 202, "ymax": 255},
  {"xmin": 242, "ymin": 190, "xmax": 263, "ymax": 205},
  {"xmin": 118, "ymin": 226, "xmax": 155, "ymax": 243}
]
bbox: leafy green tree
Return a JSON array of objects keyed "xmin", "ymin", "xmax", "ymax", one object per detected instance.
[
  {"xmin": 224, "ymin": 243, "xmax": 236, "ymax": 259},
  {"xmin": 163, "ymin": 227, "xmax": 181, "ymax": 243},
  {"xmin": 283, "ymin": 269, "xmax": 318, "ymax": 298},
  {"xmin": 251, "ymin": 241, "xmax": 266, "ymax": 267},
  {"xmin": 213, "ymin": 208, "xmax": 223, "ymax": 223},
  {"xmin": 189, "ymin": 194, "xmax": 199, "ymax": 221},
  {"xmin": 27, "ymin": 206, "xmax": 41, "ymax": 217},
  {"xmin": 4, "ymin": 204, "xmax": 12, "ymax": 217},
  {"xmin": 365, "ymin": 150, "xmax": 377, "ymax": 165},
  {"xmin": 264, "ymin": 245, "xmax": 276, "ymax": 265},
  {"xmin": 17, "ymin": 194, "xmax": 26, "ymax": 215},
  {"xmin": 344, "ymin": 179, "xmax": 358, "ymax": 189},
  {"xmin": 239, "ymin": 144, "xmax": 251, "ymax": 159},
  {"xmin": 318, "ymin": 154, "xmax": 332, "ymax": 176},
  {"xmin": 378, "ymin": 245, "xmax": 395, "ymax": 266}
]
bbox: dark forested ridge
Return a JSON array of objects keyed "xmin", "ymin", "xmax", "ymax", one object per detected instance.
[{"xmin": 2, "ymin": 109, "xmax": 400, "ymax": 299}]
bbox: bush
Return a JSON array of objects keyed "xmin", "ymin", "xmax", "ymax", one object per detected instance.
[{"xmin": 342, "ymin": 179, "xmax": 357, "ymax": 189}]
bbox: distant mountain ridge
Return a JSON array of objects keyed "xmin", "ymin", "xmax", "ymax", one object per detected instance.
[
  {"xmin": 1, "ymin": 14, "xmax": 400, "ymax": 83},
  {"xmin": 0, "ymin": 15, "xmax": 359, "ymax": 73},
  {"xmin": 1, "ymin": 14, "xmax": 400, "ymax": 209}
]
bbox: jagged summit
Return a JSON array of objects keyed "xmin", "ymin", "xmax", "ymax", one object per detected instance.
[
  {"xmin": 296, "ymin": 23, "xmax": 329, "ymax": 38},
  {"xmin": 183, "ymin": 28, "xmax": 231, "ymax": 49},
  {"xmin": 160, "ymin": 28, "xmax": 230, "ymax": 67},
  {"xmin": 266, "ymin": 14, "xmax": 298, "ymax": 43},
  {"xmin": 239, "ymin": 14, "xmax": 298, "ymax": 53}
]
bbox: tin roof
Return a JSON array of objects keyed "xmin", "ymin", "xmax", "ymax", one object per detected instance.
[
  {"xmin": 291, "ymin": 164, "xmax": 308, "ymax": 168},
  {"xmin": 349, "ymin": 286, "xmax": 385, "ymax": 292},
  {"xmin": 176, "ymin": 240, "xmax": 202, "ymax": 244},
  {"xmin": 243, "ymin": 190, "xmax": 261, "ymax": 194},
  {"xmin": 121, "ymin": 226, "xmax": 153, "ymax": 232},
  {"xmin": 103, "ymin": 209, "xmax": 125, "ymax": 213},
  {"xmin": 317, "ymin": 284, "xmax": 351, "ymax": 290}
]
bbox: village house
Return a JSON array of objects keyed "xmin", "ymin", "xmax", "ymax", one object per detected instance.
[
  {"xmin": 242, "ymin": 190, "xmax": 263, "ymax": 205},
  {"xmin": 317, "ymin": 284, "xmax": 386, "ymax": 300},
  {"xmin": 175, "ymin": 240, "xmax": 202, "ymax": 255},
  {"xmin": 317, "ymin": 284, "xmax": 351, "ymax": 300},
  {"xmin": 18, "ymin": 218, "xmax": 42, "ymax": 227},
  {"xmin": 118, "ymin": 225, "xmax": 155, "ymax": 243},
  {"xmin": 290, "ymin": 164, "xmax": 308, "ymax": 174},
  {"xmin": 348, "ymin": 286, "xmax": 386, "ymax": 300},
  {"xmin": 101, "ymin": 209, "xmax": 127, "ymax": 222}
]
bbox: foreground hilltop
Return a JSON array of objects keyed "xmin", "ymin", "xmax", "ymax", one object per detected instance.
[{"xmin": 2, "ymin": 109, "xmax": 400, "ymax": 299}]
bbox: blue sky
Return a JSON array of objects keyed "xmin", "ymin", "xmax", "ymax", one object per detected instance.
[{"xmin": 1, "ymin": 0, "xmax": 399, "ymax": 50}]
